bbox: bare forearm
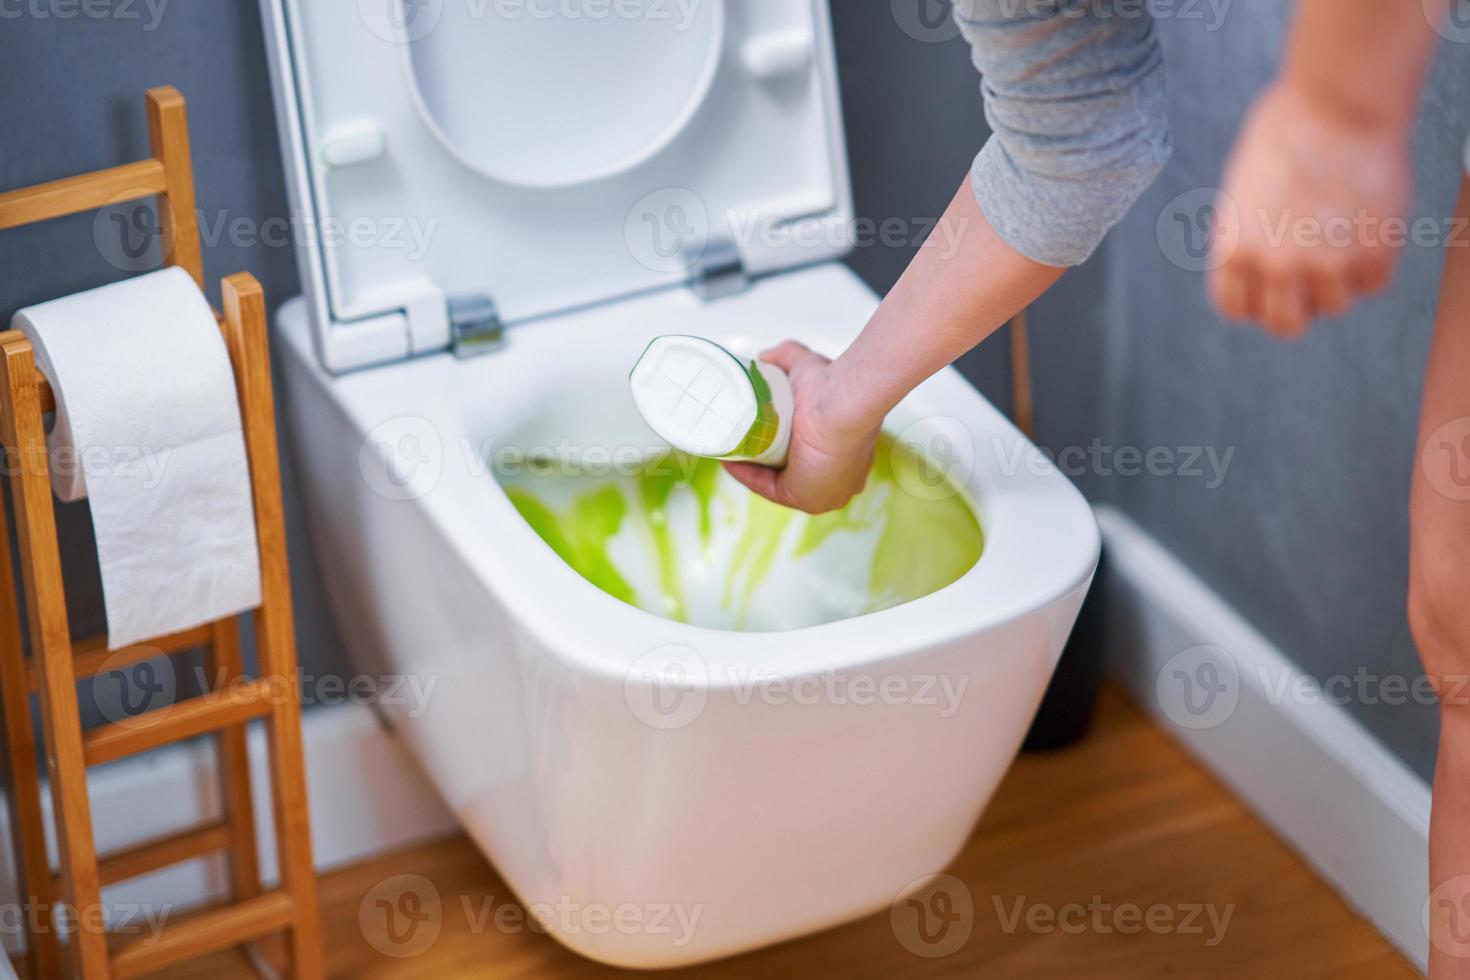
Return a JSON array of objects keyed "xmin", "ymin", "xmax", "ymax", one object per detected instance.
[
  {"xmin": 1281, "ymin": 0, "xmax": 1446, "ymax": 134},
  {"xmin": 823, "ymin": 182, "xmax": 1063, "ymax": 434}
]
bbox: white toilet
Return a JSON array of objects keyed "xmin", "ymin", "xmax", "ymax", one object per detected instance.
[{"xmin": 261, "ymin": 0, "xmax": 1099, "ymax": 967}]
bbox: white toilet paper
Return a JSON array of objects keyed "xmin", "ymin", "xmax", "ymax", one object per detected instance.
[{"xmin": 13, "ymin": 267, "xmax": 262, "ymax": 650}]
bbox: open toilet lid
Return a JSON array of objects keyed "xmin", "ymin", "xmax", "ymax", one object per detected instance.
[{"xmin": 260, "ymin": 0, "xmax": 855, "ymax": 372}]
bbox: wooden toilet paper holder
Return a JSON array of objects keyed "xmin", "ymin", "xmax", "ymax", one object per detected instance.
[{"xmin": 0, "ymin": 87, "xmax": 322, "ymax": 979}]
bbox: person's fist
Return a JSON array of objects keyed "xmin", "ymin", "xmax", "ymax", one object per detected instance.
[
  {"xmin": 723, "ymin": 341, "xmax": 882, "ymax": 515},
  {"xmin": 1209, "ymin": 83, "xmax": 1410, "ymax": 338}
]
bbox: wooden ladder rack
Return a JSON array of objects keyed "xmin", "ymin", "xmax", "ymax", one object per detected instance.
[{"xmin": 0, "ymin": 86, "xmax": 322, "ymax": 979}]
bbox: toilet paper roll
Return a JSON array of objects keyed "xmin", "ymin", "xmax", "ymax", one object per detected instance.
[{"xmin": 13, "ymin": 267, "xmax": 262, "ymax": 650}]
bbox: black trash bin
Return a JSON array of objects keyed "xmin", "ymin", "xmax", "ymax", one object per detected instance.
[{"xmin": 1023, "ymin": 545, "xmax": 1108, "ymax": 751}]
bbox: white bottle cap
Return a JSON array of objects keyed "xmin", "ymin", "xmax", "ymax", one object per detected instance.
[{"xmin": 630, "ymin": 335, "xmax": 792, "ymax": 465}]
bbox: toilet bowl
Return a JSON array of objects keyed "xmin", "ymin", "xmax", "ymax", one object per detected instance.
[{"xmin": 261, "ymin": 0, "xmax": 1099, "ymax": 967}]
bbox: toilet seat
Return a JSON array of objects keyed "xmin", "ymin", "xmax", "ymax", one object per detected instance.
[
  {"xmin": 403, "ymin": 0, "xmax": 728, "ymax": 188},
  {"xmin": 261, "ymin": 0, "xmax": 854, "ymax": 372}
]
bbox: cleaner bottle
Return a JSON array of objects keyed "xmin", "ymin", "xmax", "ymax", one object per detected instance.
[{"xmin": 630, "ymin": 336, "xmax": 793, "ymax": 467}]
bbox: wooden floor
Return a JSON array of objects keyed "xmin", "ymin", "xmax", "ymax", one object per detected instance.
[{"xmin": 169, "ymin": 685, "xmax": 1415, "ymax": 979}]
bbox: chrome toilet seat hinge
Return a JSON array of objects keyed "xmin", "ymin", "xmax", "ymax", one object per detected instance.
[
  {"xmin": 448, "ymin": 293, "xmax": 506, "ymax": 358},
  {"xmin": 691, "ymin": 237, "xmax": 749, "ymax": 302}
]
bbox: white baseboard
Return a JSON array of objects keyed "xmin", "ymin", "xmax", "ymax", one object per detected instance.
[
  {"xmin": 0, "ymin": 701, "xmax": 458, "ymax": 954},
  {"xmin": 1095, "ymin": 505, "xmax": 1431, "ymax": 973}
]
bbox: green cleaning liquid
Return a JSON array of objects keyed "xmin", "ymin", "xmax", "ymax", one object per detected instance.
[{"xmin": 499, "ymin": 434, "xmax": 983, "ymax": 632}]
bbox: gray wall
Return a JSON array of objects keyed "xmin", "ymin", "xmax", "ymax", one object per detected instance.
[
  {"xmin": 0, "ymin": 2, "xmax": 1459, "ymax": 779},
  {"xmin": 0, "ymin": 2, "xmax": 343, "ymax": 710}
]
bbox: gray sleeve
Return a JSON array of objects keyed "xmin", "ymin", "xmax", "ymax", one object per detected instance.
[{"xmin": 954, "ymin": 0, "xmax": 1172, "ymax": 267}]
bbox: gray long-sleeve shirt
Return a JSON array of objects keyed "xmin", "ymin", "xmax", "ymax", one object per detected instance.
[{"xmin": 954, "ymin": 0, "xmax": 1173, "ymax": 266}]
